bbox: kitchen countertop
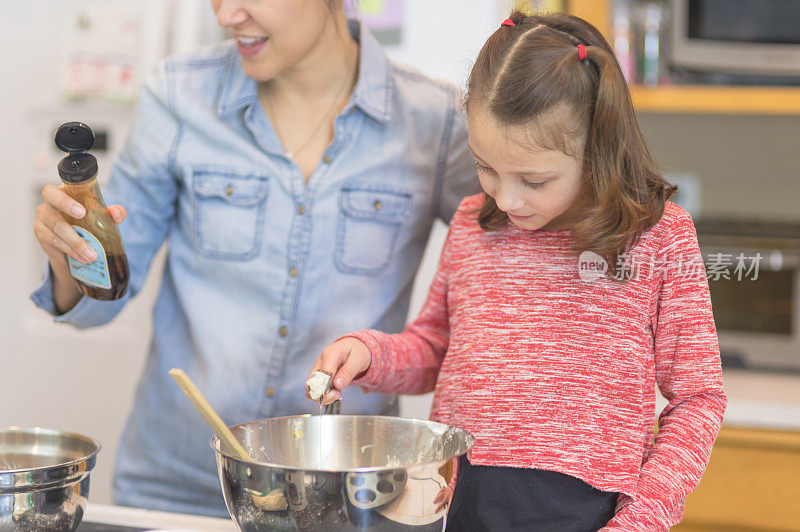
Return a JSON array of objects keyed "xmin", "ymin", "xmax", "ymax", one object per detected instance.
[
  {"xmin": 655, "ymin": 369, "xmax": 800, "ymax": 431},
  {"xmin": 720, "ymin": 369, "xmax": 800, "ymax": 430},
  {"xmin": 76, "ymin": 372, "xmax": 798, "ymax": 529},
  {"xmin": 80, "ymin": 504, "xmax": 237, "ymax": 531}
]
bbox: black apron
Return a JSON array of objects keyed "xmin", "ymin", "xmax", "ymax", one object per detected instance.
[{"xmin": 446, "ymin": 456, "xmax": 619, "ymax": 532}]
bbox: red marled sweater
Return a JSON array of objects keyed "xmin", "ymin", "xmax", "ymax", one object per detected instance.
[{"xmin": 349, "ymin": 195, "xmax": 726, "ymax": 531}]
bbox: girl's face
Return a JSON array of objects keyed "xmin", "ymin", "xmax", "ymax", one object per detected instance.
[
  {"xmin": 210, "ymin": 0, "xmax": 338, "ymax": 81},
  {"xmin": 467, "ymin": 105, "xmax": 586, "ymax": 231}
]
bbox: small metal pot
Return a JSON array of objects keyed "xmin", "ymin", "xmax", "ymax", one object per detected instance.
[
  {"xmin": 212, "ymin": 415, "xmax": 475, "ymax": 531},
  {"xmin": 0, "ymin": 427, "xmax": 100, "ymax": 532}
]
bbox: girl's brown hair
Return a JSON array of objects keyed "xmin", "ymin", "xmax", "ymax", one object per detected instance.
[{"xmin": 467, "ymin": 10, "xmax": 676, "ymax": 273}]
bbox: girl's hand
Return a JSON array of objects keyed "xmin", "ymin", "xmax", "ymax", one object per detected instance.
[
  {"xmin": 306, "ymin": 337, "xmax": 372, "ymax": 403},
  {"xmin": 433, "ymin": 485, "xmax": 453, "ymax": 512}
]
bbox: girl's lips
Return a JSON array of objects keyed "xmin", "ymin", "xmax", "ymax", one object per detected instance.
[{"xmin": 236, "ymin": 37, "xmax": 268, "ymax": 57}]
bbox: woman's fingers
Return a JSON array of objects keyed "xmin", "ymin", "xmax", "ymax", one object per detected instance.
[
  {"xmin": 41, "ymin": 220, "xmax": 94, "ymax": 264},
  {"xmin": 107, "ymin": 204, "xmax": 127, "ymax": 223},
  {"xmin": 37, "ymin": 186, "xmax": 95, "ymax": 263},
  {"xmin": 35, "ymin": 204, "xmax": 96, "ymax": 263},
  {"xmin": 36, "ymin": 186, "xmax": 126, "ymax": 264},
  {"xmin": 51, "ymin": 218, "xmax": 96, "ymax": 262},
  {"xmin": 41, "ymin": 185, "xmax": 85, "ymax": 218},
  {"xmin": 33, "ymin": 220, "xmax": 77, "ymax": 261}
]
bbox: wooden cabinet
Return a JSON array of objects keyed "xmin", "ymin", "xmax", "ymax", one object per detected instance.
[
  {"xmin": 566, "ymin": 0, "xmax": 800, "ymax": 115},
  {"xmin": 631, "ymin": 86, "xmax": 800, "ymax": 115},
  {"xmin": 674, "ymin": 426, "xmax": 800, "ymax": 531}
]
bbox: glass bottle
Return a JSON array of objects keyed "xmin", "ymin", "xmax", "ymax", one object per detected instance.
[
  {"xmin": 55, "ymin": 122, "xmax": 129, "ymax": 300},
  {"xmin": 635, "ymin": 0, "xmax": 670, "ymax": 86},
  {"xmin": 612, "ymin": 0, "xmax": 637, "ymax": 84}
]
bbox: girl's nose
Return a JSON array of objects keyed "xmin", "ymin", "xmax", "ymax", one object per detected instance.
[
  {"xmin": 214, "ymin": 0, "xmax": 249, "ymax": 27},
  {"xmin": 493, "ymin": 181, "xmax": 525, "ymax": 213}
]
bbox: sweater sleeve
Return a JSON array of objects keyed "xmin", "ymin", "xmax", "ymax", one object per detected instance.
[
  {"xmin": 602, "ymin": 208, "xmax": 727, "ymax": 531},
  {"xmin": 343, "ymin": 213, "xmax": 458, "ymax": 396}
]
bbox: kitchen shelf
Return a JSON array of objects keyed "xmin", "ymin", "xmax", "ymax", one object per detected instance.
[
  {"xmin": 630, "ymin": 85, "xmax": 800, "ymax": 115},
  {"xmin": 565, "ymin": 0, "xmax": 800, "ymax": 116}
]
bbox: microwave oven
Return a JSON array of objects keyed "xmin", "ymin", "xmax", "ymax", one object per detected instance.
[
  {"xmin": 670, "ymin": 0, "xmax": 800, "ymax": 77},
  {"xmin": 695, "ymin": 219, "xmax": 800, "ymax": 374}
]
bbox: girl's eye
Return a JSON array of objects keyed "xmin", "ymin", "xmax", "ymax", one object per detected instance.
[
  {"xmin": 474, "ymin": 161, "xmax": 493, "ymax": 174},
  {"xmin": 522, "ymin": 180, "xmax": 547, "ymax": 190}
]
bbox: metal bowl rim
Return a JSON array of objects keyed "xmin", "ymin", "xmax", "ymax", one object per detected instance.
[
  {"xmin": 0, "ymin": 426, "xmax": 101, "ymax": 474},
  {"xmin": 210, "ymin": 414, "xmax": 476, "ymax": 473}
]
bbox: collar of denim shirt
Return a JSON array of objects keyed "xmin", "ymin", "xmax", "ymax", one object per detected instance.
[{"xmin": 216, "ymin": 19, "xmax": 392, "ymax": 124}]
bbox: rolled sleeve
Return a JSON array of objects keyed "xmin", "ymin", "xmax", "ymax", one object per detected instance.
[{"xmin": 30, "ymin": 266, "xmax": 130, "ymax": 328}]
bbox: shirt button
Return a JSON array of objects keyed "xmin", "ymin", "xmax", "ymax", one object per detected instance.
[
  {"xmin": 279, "ymin": 326, "xmax": 288, "ymax": 337},
  {"xmin": 373, "ymin": 200, "xmax": 382, "ymax": 211},
  {"xmin": 289, "ymin": 267, "xmax": 298, "ymax": 278},
  {"xmin": 225, "ymin": 185, "xmax": 234, "ymax": 196},
  {"xmin": 265, "ymin": 387, "xmax": 275, "ymax": 398},
  {"xmin": 297, "ymin": 205, "xmax": 305, "ymax": 215},
  {"xmin": 322, "ymin": 155, "xmax": 332, "ymax": 164}
]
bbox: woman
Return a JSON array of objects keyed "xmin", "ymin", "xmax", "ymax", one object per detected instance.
[{"xmin": 31, "ymin": 0, "xmax": 476, "ymax": 517}]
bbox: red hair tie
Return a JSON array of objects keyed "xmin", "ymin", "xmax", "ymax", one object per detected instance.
[
  {"xmin": 501, "ymin": 18, "xmax": 515, "ymax": 27},
  {"xmin": 577, "ymin": 44, "xmax": 587, "ymax": 61}
]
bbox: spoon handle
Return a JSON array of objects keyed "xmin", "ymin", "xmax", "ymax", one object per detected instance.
[{"xmin": 168, "ymin": 368, "xmax": 251, "ymax": 461}]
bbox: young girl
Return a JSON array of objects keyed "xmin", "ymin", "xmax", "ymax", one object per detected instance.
[{"xmin": 308, "ymin": 11, "xmax": 726, "ymax": 531}]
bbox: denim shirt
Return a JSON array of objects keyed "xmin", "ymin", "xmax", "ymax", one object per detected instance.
[{"xmin": 30, "ymin": 22, "xmax": 477, "ymax": 516}]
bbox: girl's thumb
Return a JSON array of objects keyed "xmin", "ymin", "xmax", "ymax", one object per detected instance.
[{"xmin": 333, "ymin": 353, "xmax": 368, "ymax": 390}]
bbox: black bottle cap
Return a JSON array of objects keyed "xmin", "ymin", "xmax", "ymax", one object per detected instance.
[
  {"xmin": 55, "ymin": 122, "xmax": 98, "ymax": 183},
  {"xmin": 55, "ymin": 122, "xmax": 95, "ymax": 153},
  {"xmin": 58, "ymin": 153, "xmax": 98, "ymax": 183}
]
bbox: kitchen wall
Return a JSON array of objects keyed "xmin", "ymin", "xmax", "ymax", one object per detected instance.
[
  {"xmin": 2, "ymin": 0, "xmax": 798, "ymax": 507},
  {"xmin": 0, "ymin": 0, "xmax": 223, "ymax": 507},
  {"xmin": 638, "ymin": 113, "xmax": 800, "ymax": 221}
]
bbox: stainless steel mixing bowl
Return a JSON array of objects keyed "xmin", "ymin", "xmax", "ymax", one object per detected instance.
[
  {"xmin": 0, "ymin": 427, "xmax": 100, "ymax": 532},
  {"xmin": 212, "ymin": 415, "xmax": 475, "ymax": 531}
]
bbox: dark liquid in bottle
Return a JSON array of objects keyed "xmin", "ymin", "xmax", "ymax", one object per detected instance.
[{"xmin": 75, "ymin": 254, "xmax": 130, "ymax": 300}]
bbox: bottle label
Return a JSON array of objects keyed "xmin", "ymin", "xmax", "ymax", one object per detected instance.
[{"xmin": 68, "ymin": 226, "xmax": 112, "ymax": 290}]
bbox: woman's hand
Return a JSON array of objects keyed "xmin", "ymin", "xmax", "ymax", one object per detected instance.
[
  {"xmin": 33, "ymin": 184, "xmax": 127, "ymax": 312},
  {"xmin": 306, "ymin": 337, "xmax": 372, "ymax": 403}
]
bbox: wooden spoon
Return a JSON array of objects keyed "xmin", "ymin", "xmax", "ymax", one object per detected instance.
[{"xmin": 168, "ymin": 368, "xmax": 287, "ymax": 511}]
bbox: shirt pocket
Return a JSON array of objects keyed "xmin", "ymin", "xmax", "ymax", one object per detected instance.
[
  {"xmin": 191, "ymin": 166, "xmax": 270, "ymax": 260},
  {"xmin": 335, "ymin": 184, "xmax": 412, "ymax": 276}
]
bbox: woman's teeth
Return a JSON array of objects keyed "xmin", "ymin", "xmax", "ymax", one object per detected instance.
[{"xmin": 237, "ymin": 37, "xmax": 266, "ymax": 47}]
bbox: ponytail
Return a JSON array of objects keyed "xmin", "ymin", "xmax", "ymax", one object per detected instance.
[
  {"xmin": 468, "ymin": 11, "xmax": 677, "ymax": 277},
  {"xmin": 572, "ymin": 45, "xmax": 676, "ymax": 271}
]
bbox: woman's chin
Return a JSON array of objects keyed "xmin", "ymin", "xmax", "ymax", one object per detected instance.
[{"xmin": 239, "ymin": 61, "xmax": 280, "ymax": 83}]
